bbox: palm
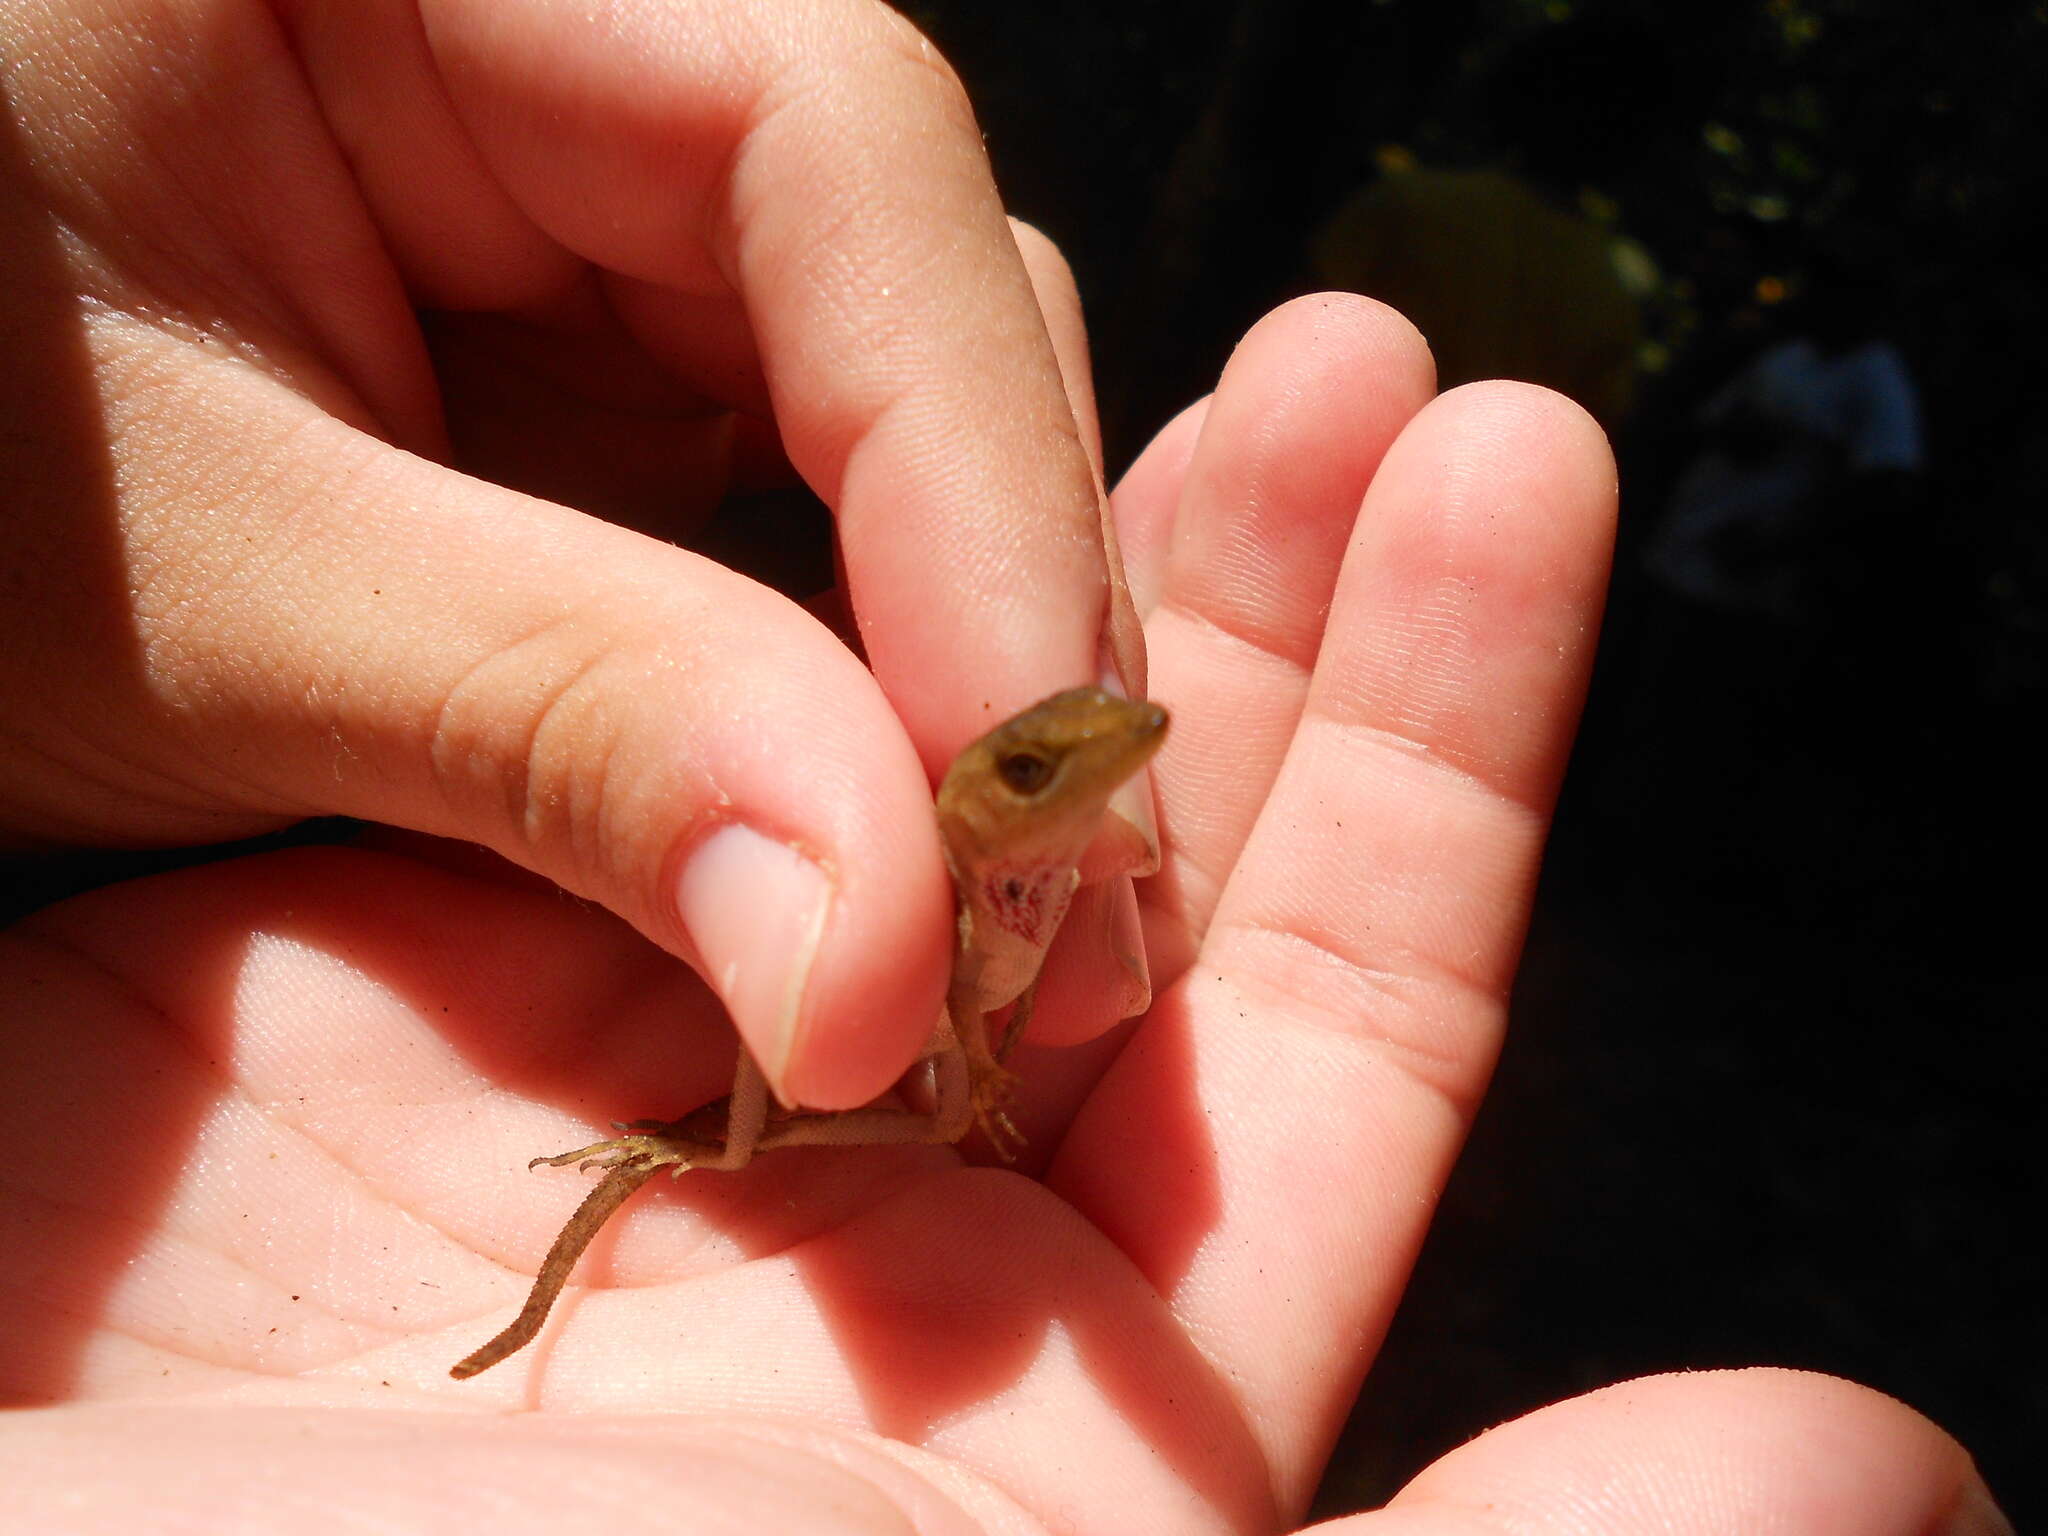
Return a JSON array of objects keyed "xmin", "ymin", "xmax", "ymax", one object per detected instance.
[{"xmin": 0, "ymin": 306, "xmax": 1613, "ymax": 1532}]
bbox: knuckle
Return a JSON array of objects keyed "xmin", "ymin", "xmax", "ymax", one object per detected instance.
[{"xmin": 425, "ymin": 617, "xmax": 656, "ymax": 894}]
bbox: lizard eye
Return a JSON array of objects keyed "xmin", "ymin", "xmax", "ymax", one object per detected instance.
[{"xmin": 995, "ymin": 750, "xmax": 1054, "ymax": 795}]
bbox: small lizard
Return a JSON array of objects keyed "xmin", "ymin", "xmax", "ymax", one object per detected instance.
[{"xmin": 452, "ymin": 686, "xmax": 1168, "ymax": 1378}]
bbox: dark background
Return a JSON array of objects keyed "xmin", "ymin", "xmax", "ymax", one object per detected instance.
[
  {"xmin": 5, "ymin": 0, "xmax": 2041, "ymax": 1523},
  {"xmin": 891, "ymin": 0, "xmax": 2044, "ymax": 1523}
]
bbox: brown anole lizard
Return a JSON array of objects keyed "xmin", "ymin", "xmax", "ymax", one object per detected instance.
[{"xmin": 452, "ymin": 686, "xmax": 1168, "ymax": 1378}]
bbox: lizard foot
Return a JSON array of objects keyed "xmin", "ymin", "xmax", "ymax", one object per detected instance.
[
  {"xmin": 528, "ymin": 1121, "xmax": 726, "ymax": 1180},
  {"xmin": 969, "ymin": 1063, "xmax": 1025, "ymax": 1162}
]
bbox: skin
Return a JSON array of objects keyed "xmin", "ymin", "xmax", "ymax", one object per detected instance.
[
  {"xmin": 0, "ymin": 0, "xmax": 1147, "ymax": 1122},
  {"xmin": 0, "ymin": 0, "xmax": 2001, "ymax": 1528},
  {"xmin": 0, "ymin": 296, "xmax": 2000, "ymax": 1532},
  {"xmin": 448, "ymin": 687, "xmax": 1169, "ymax": 1379}
]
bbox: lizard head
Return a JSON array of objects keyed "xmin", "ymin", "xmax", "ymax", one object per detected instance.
[{"xmin": 936, "ymin": 686, "xmax": 1169, "ymax": 867}]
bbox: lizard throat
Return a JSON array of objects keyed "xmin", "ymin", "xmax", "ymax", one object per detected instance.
[{"xmin": 976, "ymin": 858, "xmax": 1078, "ymax": 948}]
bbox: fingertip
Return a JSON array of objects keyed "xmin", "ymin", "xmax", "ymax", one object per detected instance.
[
  {"xmin": 1248, "ymin": 290, "xmax": 1438, "ymax": 404},
  {"xmin": 1391, "ymin": 1368, "xmax": 1998, "ymax": 1536},
  {"xmin": 673, "ymin": 823, "xmax": 835, "ymax": 1099},
  {"xmin": 658, "ymin": 704, "xmax": 952, "ymax": 1113},
  {"xmin": 1111, "ymin": 394, "xmax": 1209, "ymax": 614},
  {"xmin": 1945, "ymin": 1473, "xmax": 2019, "ymax": 1536},
  {"xmin": 1312, "ymin": 376, "xmax": 1619, "ymax": 803},
  {"xmin": 673, "ymin": 815, "xmax": 952, "ymax": 1113},
  {"xmin": 1429, "ymin": 378, "xmax": 1619, "ymax": 531},
  {"xmin": 1023, "ymin": 877, "xmax": 1150, "ymax": 1049}
]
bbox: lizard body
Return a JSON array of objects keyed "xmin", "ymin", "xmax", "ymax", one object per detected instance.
[{"xmin": 451, "ymin": 686, "xmax": 1167, "ymax": 1378}]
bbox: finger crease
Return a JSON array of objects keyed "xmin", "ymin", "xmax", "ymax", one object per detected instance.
[
  {"xmin": 1156, "ymin": 592, "xmax": 1320, "ymax": 680},
  {"xmin": 1204, "ymin": 916, "xmax": 1503, "ymax": 1111}
]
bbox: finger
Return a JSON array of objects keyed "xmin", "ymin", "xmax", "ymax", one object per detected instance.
[
  {"xmin": 1010, "ymin": 217, "xmax": 1104, "ymax": 482},
  {"xmin": 1055, "ymin": 384, "xmax": 1617, "ymax": 1509},
  {"xmin": 410, "ymin": 0, "xmax": 1118, "ymax": 763},
  {"xmin": 414, "ymin": 281, "xmax": 746, "ymax": 544},
  {"xmin": 1110, "ymin": 396, "xmax": 1209, "ymax": 616},
  {"xmin": 997, "ymin": 219, "xmax": 1151, "ymax": 1043},
  {"xmin": 0, "ymin": 1405, "xmax": 1037, "ymax": 1536},
  {"xmin": 16, "ymin": 346, "xmax": 948, "ymax": 1109},
  {"xmin": 1026, "ymin": 294, "xmax": 1432, "ymax": 1124},
  {"xmin": 1007, "ymin": 214, "xmax": 1146, "ymax": 707},
  {"xmin": 1304, "ymin": 1370, "xmax": 2006, "ymax": 1536},
  {"xmin": 1140, "ymin": 293, "xmax": 1435, "ymax": 976},
  {"xmin": 1018, "ymin": 878, "xmax": 1150, "ymax": 1053},
  {"xmin": 1005, "ymin": 217, "xmax": 1155, "ymax": 883}
]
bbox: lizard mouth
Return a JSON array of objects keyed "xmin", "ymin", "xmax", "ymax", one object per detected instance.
[{"xmin": 939, "ymin": 686, "xmax": 1171, "ymax": 858}]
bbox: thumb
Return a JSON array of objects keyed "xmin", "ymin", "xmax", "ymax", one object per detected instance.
[
  {"xmin": 3, "ymin": 369, "xmax": 948, "ymax": 1112},
  {"xmin": 1302, "ymin": 1370, "xmax": 2000, "ymax": 1536}
]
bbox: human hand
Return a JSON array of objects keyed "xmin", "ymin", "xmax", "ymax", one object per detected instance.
[
  {"xmin": 0, "ymin": 295, "xmax": 1996, "ymax": 1531},
  {"xmin": 0, "ymin": 0, "xmax": 1144, "ymax": 1113}
]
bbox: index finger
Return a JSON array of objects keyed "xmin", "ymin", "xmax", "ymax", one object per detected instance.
[{"xmin": 416, "ymin": 0, "xmax": 1120, "ymax": 764}]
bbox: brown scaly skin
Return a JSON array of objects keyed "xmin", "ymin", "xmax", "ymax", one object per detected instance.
[{"xmin": 452, "ymin": 687, "xmax": 1167, "ymax": 1378}]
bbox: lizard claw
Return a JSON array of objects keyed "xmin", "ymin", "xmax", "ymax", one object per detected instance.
[
  {"xmin": 969, "ymin": 1061, "xmax": 1026, "ymax": 1163},
  {"xmin": 979, "ymin": 1107, "xmax": 1025, "ymax": 1162},
  {"xmin": 527, "ymin": 1124, "xmax": 723, "ymax": 1176}
]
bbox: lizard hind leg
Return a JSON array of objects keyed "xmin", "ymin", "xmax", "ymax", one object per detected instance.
[
  {"xmin": 527, "ymin": 1051, "xmax": 773, "ymax": 1180},
  {"xmin": 526, "ymin": 1124, "xmax": 724, "ymax": 1179},
  {"xmin": 453, "ymin": 1058, "xmax": 772, "ymax": 1379},
  {"xmin": 525, "ymin": 1106, "xmax": 752, "ymax": 1179}
]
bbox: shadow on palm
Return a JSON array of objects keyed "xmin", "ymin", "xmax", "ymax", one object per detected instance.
[{"xmin": 0, "ymin": 833, "xmax": 1253, "ymax": 1520}]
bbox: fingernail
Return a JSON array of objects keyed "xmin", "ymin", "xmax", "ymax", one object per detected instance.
[
  {"xmin": 1107, "ymin": 875, "xmax": 1152, "ymax": 1019},
  {"xmin": 1106, "ymin": 777, "xmax": 1161, "ymax": 876},
  {"xmin": 1937, "ymin": 1475, "xmax": 2016, "ymax": 1536},
  {"xmin": 1095, "ymin": 657, "xmax": 1136, "ymax": 704},
  {"xmin": 674, "ymin": 824, "xmax": 831, "ymax": 1103},
  {"xmin": 1096, "ymin": 662, "xmax": 1163, "ymax": 877}
]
